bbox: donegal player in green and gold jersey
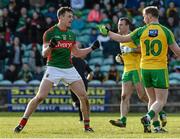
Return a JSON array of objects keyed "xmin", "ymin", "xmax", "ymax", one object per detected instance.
[
  {"xmin": 14, "ymin": 7, "xmax": 100, "ymax": 133},
  {"xmin": 109, "ymin": 17, "xmax": 166, "ymax": 129},
  {"xmin": 109, "ymin": 17, "xmax": 148, "ymax": 128},
  {"xmin": 98, "ymin": 6, "xmax": 180, "ymax": 133}
]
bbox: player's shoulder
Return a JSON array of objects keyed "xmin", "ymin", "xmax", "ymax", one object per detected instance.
[
  {"xmin": 67, "ymin": 29, "xmax": 76, "ymax": 36},
  {"xmin": 158, "ymin": 24, "xmax": 172, "ymax": 32},
  {"xmin": 131, "ymin": 25, "xmax": 148, "ymax": 37},
  {"xmin": 44, "ymin": 25, "xmax": 56, "ymax": 36}
]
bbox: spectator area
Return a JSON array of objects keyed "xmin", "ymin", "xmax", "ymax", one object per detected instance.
[{"xmin": 0, "ymin": 0, "xmax": 179, "ymax": 85}]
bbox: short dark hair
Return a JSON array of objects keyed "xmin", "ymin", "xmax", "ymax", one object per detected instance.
[
  {"xmin": 143, "ymin": 6, "xmax": 159, "ymax": 18},
  {"xmin": 57, "ymin": 7, "xmax": 73, "ymax": 18},
  {"xmin": 119, "ymin": 17, "xmax": 132, "ymax": 26}
]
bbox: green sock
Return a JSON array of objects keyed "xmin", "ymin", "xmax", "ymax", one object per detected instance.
[
  {"xmin": 120, "ymin": 116, "xmax": 127, "ymax": 123},
  {"xmin": 147, "ymin": 110, "xmax": 155, "ymax": 120},
  {"xmin": 159, "ymin": 110, "xmax": 166, "ymax": 116},
  {"xmin": 153, "ymin": 121, "xmax": 160, "ymax": 128}
]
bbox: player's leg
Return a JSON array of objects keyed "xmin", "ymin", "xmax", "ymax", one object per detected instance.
[
  {"xmin": 71, "ymin": 91, "xmax": 83, "ymax": 121},
  {"xmin": 110, "ymin": 71, "xmax": 134, "ymax": 127},
  {"xmin": 152, "ymin": 88, "xmax": 168, "ymax": 133},
  {"xmin": 133, "ymin": 70, "xmax": 149, "ymax": 103},
  {"xmin": 135, "ymin": 82, "xmax": 149, "ymax": 103},
  {"xmin": 141, "ymin": 87, "xmax": 156, "ymax": 133},
  {"xmin": 135, "ymin": 70, "xmax": 167, "ymax": 127},
  {"xmin": 110, "ymin": 81, "xmax": 133, "ymax": 127},
  {"xmin": 69, "ymin": 79, "xmax": 93, "ymax": 132},
  {"xmin": 14, "ymin": 79, "xmax": 53, "ymax": 133},
  {"xmin": 153, "ymin": 69, "xmax": 169, "ymax": 128},
  {"xmin": 120, "ymin": 82, "xmax": 133, "ymax": 124},
  {"xmin": 159, "ymin": 110, "xmax": 167, "ymax": 127},
  {"xmin": 140, "ymin": 69, "xmax": 155, "ymax": 132}
]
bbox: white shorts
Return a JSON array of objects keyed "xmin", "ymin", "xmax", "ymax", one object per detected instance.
[{"xmin": 42, "ymin": 66, "xmax": 82, "ymax": 86}]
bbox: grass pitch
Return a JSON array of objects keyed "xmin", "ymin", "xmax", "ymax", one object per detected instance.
[{"xmin": 0, "ymin": 112, "xmax": 180, "ymax": 138}]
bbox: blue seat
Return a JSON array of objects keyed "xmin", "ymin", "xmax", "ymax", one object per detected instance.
[
  {"xmin": 89, "ymin": 57, "xmax": 103, "ymax": 65},
  {"xmin": 90, "ymin": 50, "xmax": 103, "ymax": 58},
  {"xmin": 169, "ymin": 79, "xmax": 180, "ymax": 85},
  {"xmin": 100, "ymin": 65, "xmax": 111, "ymax": 73},
  {"xmin": 13, "ymin": 80, "xmax": 27, "ymax": 86},
  {"xmin": 89, "ymin": 65, "xmax": 95, "ymax": 70},
  {"xmin": 0, "ymin": 74, "xmax": 3, "ymax": 81},
  {"xmin": 103, "ymin": 58, "xmax": 114, "ymax": 65},
  {"xmin": 116, "ymin": 65, "xmax": 124, "ymax": 73},
  {"xmin": 28, "ymin": 80, "xmax": 40, "ymax": 86},
  {"xmin": 88, "ymin": 80, "xmax": 101, "ymax": 85},
  {"xmin": 169, "ymin": 73, "xmax": 180, "ymax": 81},
  {"xmin": 103, "ymin": 80, "xmax": 117, "ymax": 85},
  {"xmin": 0, "ymin": 80, "xmax": 12, "ymax": 85}
]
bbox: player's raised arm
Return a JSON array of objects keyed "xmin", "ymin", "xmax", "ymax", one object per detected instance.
[
  {"xmin": 71, "ymin": 40, "xmax": 100, "ymax": 57},
  {"xmin": 97, "ymin": 25, "xmax": 132, "ymax": 43}
]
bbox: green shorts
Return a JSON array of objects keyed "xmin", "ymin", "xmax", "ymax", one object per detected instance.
[
  {"xmin": 141, "ymin": 68, "xmax": 169, "ymax": 89},
  {"xmin": 122, "ymin": 70, "xmax": 140, "ymax": 85}
]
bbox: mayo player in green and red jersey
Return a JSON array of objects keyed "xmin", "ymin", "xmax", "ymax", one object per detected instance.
[
  {"xmin": 14, "ymin": 7, "xmax": 100, "ymax": 133},
  {"xmin": 98, "ymin": 6, "xmax": 180, "ymax": 133}
]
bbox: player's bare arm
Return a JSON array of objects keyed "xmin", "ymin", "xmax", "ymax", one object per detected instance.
[
  {"xmin": 42, "ymin": 37, "xmax": 58, "ymax": 58},
  {"xmin": 71, "ymin": 44, "xmax": 92, "ymax": 58},
  {"xmin": 72, "ymin": 40, "xmax": 100, "ymax": 57},
  {"xmin": 169, "ymin": 42, "xmax": 180, "ymax": 57},
  {"xmin": 98, "ymin": 25, "xmax": 132, "ymax": 43},
  {"xmin": 42, "ymin": 43, "xmax": 52, "ymax": 58},
  {"xmin": 109, "ymin": 31, "xmax": 132, "ymax": 43}
]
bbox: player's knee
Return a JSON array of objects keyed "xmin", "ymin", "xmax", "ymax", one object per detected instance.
[
  {"xmin": 148, "ymin": 99, "xmax": 155, "ymax": 106},
  {"xmin": 157, "ymin": 100, "xmax": 164, "ymax": 107},
  {"xmin": 138, "ymin": 94, "xmax": 143, "ymax": 101},
  {"xmin": 35, "ymin": 96, "xmax": 46, "ymax": 103},
  {"xmin": 138, "ymin": 94, "xmax": 148, "ymax": 103},
  {"xmin": 121, "ymin": 95, "xmax": 127, "ymax": 101},
  {"xmin": 163, "ymin": 100, "xmax": 167, "ymax": 106},
  {"xmin": 78, "ymin": 93, "xmax": 88, "ymax": 101}
]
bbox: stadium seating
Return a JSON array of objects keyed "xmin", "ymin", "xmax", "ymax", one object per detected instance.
[
  {"xmin": 169, "ymin": 79, "xmax": 180, "ymax": 85},
  {"xmin": 0, "ymin": 80, "xmax": 12, "ymax": 85},
  {"xmin": 0, "ymin": 73, "xmax": 3, "ymax": 81},
  {"xmin": 88, "ymin": 57, "xmax": 103, "ymax": 65},
  {"xmin": 169, "ymin": 73, "xmax": 180, "ymax": 81},
  {"xmin": 102, "ymin": 58, "xmax": 114, "ymax": 65},
  {"xmin": 90, "ymin": 50, "xmax": 103, "ymax": 58},
  {"xmin": 13, "ymin": 80, "xmax": 27, "ymax": 86},
  {"xmin": 28, "ymin": 80, "xmax": 41, "ymax": 86},
  {"xmin": 103, "ymin": 80, "xmax": 117, "ymax": 85},
  {"xmin": 100, "ymin": 65, "xmax": 111, "ymax": 73},
  {"xmin": 88, "ymin": 80, "xmax": 101, "ymax": 85}
]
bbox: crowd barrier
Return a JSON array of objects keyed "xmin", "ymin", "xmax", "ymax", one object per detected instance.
[{"xmin": 0, "ymin": 84, "xmax": 180, "ymax": 112}]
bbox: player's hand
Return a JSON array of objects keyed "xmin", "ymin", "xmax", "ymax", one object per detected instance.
[
  {"xmin": 49, "ymin": 37, "xmax": 58, "ymax": 48},
  {"xmin": 122, "ymin": 47, "xmax": 134, "ymax": 54},
  {"xmin": 97, "ymin": 25, "xmax": 109, "ymax": 36},
  {"xmin": 91, "ymin": 40, "xmax": 100, "ymax": 50},
  {"xmin": 115, "ymin": 54, "xmax": 123, "ymax": 64}
]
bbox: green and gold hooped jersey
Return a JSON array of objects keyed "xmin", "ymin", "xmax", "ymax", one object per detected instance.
[
  {"xmin": 120, "ymin": 42, "xmax": 141, "ymax": 72},
  {"xmin": 43, "ymin": 24, "xmax": 76, "ymax": 68},
  {"xmin": 130, "ymin": 23, "xmax": 175, "ymax": 69}
]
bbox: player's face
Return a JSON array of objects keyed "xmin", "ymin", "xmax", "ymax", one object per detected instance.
[
  {"xmin": 118, "ymin": 20, "xmax": 129, "ymax": 34},
  {"xmin": 143, "ymin": 12, "xmax": 150, "ymax": 24},
  {"xmin": 60, "ymin": 11, "xmax": 73, "ymax": 28}
]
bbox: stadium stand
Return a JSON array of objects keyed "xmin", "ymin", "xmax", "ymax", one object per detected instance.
[{"xmin": 0, "ymin": 0, "xmax": 179, "ymax": 86}]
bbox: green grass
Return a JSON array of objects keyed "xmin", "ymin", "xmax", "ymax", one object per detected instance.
[{"xmin": 0, "ymin": 112, "xmax": 180, "ymax": 138}]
